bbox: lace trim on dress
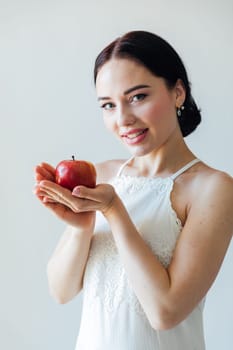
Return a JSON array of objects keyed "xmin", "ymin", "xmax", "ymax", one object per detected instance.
[
  {"xmin": 84, "ymin": 233, "xmax": 148, "ymax": 318},
  {"xmin": 111, "ymin": 175, "xmax": 183, "ymax": 231},
  {"xmin": 112, "ymin": 174, "xmax": 171, "ymax": 195}
]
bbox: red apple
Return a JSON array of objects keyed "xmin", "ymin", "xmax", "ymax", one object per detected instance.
[{"xmin": 55, "ymin": 156, "xmax": 96, "ymax": 191}]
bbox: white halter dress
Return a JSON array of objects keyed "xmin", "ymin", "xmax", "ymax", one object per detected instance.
[{"xmin": 75, "ymin": 158, "xmax": 206, "ymax": 350}]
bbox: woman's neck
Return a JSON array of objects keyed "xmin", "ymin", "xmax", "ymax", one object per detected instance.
[{"xmin": 130, "ymin": 135, "xmax": 195, "ymax": 178}]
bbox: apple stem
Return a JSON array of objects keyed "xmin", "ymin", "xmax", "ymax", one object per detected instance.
[{"xmin": 72, "ymin": 155, "xmax": 75, "ymax": 161}]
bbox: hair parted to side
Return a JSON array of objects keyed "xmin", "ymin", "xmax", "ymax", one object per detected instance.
[{"xmin": 94, "ymin": 30, "xmax": 201, "ymax": 137}]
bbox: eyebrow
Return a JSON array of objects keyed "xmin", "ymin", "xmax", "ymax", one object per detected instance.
[{"xmin": 97, "ymin": 84, "xmax": 151, "ymax": 101}]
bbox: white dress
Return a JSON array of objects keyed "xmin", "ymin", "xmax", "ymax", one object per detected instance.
[{"xmin": 75, "ymin": 158, "xmax": 206, "ymax": 350}]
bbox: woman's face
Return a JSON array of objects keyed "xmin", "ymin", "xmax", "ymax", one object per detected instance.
[{"xmin": 96, "ymin": 58, "xmax": 185, "ymax": 157}]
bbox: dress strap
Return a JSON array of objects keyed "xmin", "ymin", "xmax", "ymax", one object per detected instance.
[
  {"xmin": 116, "ymin": 156, "xmax": 135, "ymax": 177},
  {"xmin": 170, "ymin": 158, "xmax": 200, "ymax": 180}
]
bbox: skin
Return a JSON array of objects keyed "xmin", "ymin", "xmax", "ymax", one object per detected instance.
[{"xmin": 34, "ymin": 58, "xmax": 233, "ymax": 329}]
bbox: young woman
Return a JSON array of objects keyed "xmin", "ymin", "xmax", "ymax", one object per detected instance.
[{"xmin": 34, "ymin": 31, "xmax": 233, "ymax": 350}]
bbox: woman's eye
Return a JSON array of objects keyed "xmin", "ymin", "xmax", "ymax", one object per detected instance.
[
  {"xmin": 100, "ymin": 102, "xmax": 115, "ymax": 110},
  {"xmin": 130, "ymin": 93, "xmax": 147, "ymax": 103}
]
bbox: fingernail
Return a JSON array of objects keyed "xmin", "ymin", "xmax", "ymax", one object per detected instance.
[{"xmin": 72, "ymin": 187, "xmax": 80, "ymax": 196}]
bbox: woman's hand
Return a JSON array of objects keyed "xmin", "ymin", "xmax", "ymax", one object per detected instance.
[
  {"xmin": 34, "ymin": 163, "xmax": 96, "ymax": 231},
  {"xmin": 35, "ymin": 173, "xmax": 117, "ymax": 216},
  {"xmin": 34, "ymin": 162, "xmax": 56, "ymax": 183}
]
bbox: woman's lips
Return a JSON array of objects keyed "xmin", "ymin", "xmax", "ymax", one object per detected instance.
[{"xmin": 121, "ymin": 128, "xmax": 148, "ymax": 145}]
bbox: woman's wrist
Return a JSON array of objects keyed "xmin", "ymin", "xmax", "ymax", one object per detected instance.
[
  {"xmin": 65, "ymin": 225, "xmax": 93, "ymax": 240},
  {"xmin": 102, "ymin": 193, "xmax": 124, "ymax": 220}
]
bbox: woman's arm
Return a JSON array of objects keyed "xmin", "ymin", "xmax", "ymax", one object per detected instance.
[{"xmin": 47, "ymin": 223, "xmax": 93, "ymax": 304}]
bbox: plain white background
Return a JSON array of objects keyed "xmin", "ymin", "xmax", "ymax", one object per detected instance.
[{"xmin": 0, "ymin": 0, "xmax": 232, "ymax": 349}]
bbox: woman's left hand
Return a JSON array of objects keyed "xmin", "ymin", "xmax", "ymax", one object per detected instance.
[{"xmin": 36, "ymin": 180, "xmax": 117, "ymax": 215}]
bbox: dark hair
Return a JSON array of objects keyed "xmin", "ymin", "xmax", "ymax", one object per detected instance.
[{"xmin": 94, "ymin": 30, "xmax": 201, "ymax": 137}]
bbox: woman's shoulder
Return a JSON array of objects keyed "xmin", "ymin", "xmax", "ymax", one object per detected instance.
[
  {"xmin": 203, "ymin": 166, "xmax": 233, "ymax": 200},
  {"xmin": 193, "ymin": 162, "xmax": 233, "ymax": 189},
  {"xmin": 175, "ymin": 161, "xmax": 233, "ymax": 228},
  {"xmin": 95, "ymin": 158, "xmax": 127, "ymax": 183},
  {"xmin": 186, "ymin": 161, "xmax": 233, "ymax": 205}
]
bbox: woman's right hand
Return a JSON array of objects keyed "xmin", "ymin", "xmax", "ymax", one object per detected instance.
[{"xmin": 34, "ymin": 162, "xmax": 96, "ymax": 232}]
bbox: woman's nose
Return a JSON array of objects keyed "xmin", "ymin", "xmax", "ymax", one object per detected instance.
[{"xmin": 116, "ymin": 107, "xmax": 136, "ymax": 126}]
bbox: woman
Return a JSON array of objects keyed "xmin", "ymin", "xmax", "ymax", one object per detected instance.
[{"xmin": 34, "ymin": 31, "xmax": 233, "ymax": 349}]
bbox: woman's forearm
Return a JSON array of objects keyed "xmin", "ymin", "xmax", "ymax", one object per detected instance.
[
  {"xmin": 104, "ymin": 197, "xmax": 172, "ymax": 329},
  {"xmin": 47, "ymin": 226, "xmax": 93, "ymax": 304}
]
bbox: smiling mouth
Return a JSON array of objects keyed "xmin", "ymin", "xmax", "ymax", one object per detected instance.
[{"xmin": 122, "ymin": 129, "xmax": 148, "ymax": 139}]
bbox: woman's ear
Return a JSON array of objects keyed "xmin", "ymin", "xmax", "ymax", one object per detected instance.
[{"xmin": 175, "ymin": 79, "xmax": 186, "ymax": 107}]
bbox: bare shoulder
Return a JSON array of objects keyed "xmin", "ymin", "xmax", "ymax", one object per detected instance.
[
  {"xmin": 176, "ymin": 160, "xmax": 233, "ymax": 197},
  {"xmin": 191, "ymin": 163, "xmax": 233, "ymax": 199},
  {"xmin": 173, "ymin": 162, "xmax": 233, "ymax": 226},
  {"xmin": 95, "ymin": 159, "xmax": 127, "ymax": 183},
  {"xmin": 187, "ymin": 163, "xmax": 233, "ymax": 228}
]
